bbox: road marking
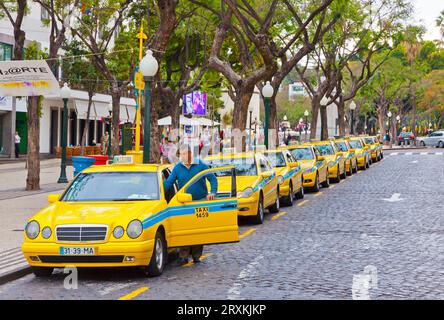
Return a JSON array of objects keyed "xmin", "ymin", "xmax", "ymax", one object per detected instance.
[
  {"xmin": 297, "ymin": 200, "xmax": 309, "ymax": 207},
  {"xmin": 182, "ymin": 253, "xmax": 213, "ymax": 267},
  {"xmin": 411, "ymin": 160, "xmax": 418, "ymax": 163},
  {"xmin": 436, "ymin": 152, "xmax": 443, "ymax": 155},
  {"xmin": 118, "ymin": 286, "xmax": 149, "ymax": 300},
  {"xmin": 390, "ymin": 153, "xmax": 398, "ymax": 156},
  {"xmin": 405, "ymin": 152, "xmax": 412, "ymax": 155},
  {"xmin": 227, "ymin": 255, "xmax": 263, "ymax": 300},
  {"xmin": 314, "ymin": 192, "xmax": 322, "ymax": 197},
  {"xmin": 382, "ymin": 193, "xmax": 404, "ymax": 202},
  {"xmin": 420, "ymin": 152, "xmax": 428, "ymax": 155},
  {"xmin": 239, "ymin": 228, "xmax": 256, "ymax": 239},
  {"xmin": 271, "ymin": 211, "xmax": 286, "ymax": 221},
  {"xmin": 329, "ymin": 184, "xmax": 336, "ymax": 189}
]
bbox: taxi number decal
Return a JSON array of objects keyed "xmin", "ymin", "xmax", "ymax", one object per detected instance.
[{"xmin": 195, "ymin": 207, "xmax": 209, "ymax": 218}]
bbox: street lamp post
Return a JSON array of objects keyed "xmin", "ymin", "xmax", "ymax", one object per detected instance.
[
  {"xmin": 349, "ymin": 101, "xmax": 356, "ymax": 135},
  {"xmin": 283, "ymin": 114, "xmax": 288, "ymax": 144},
  {"xmin": 387, "ymin": 111, "xmax": 393, "ymax": 147},
  {"xmin": 262, "ymin": 81, "xmax": 274, "ymax": 149},
  {"xmin": 298, "ymin": 117, "xmax": 303, "ymax": 143},
  {"xmin": 58, "ymin": 83, "xmax": 71, "ymax": 183},
  {"xmin": 139, "ymin": 50, "xmax": 159, "ymax": 164}
]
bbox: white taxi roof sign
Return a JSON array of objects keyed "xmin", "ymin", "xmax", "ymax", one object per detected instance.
[{"xmin": 112, "ymin": 155, "xmax": 134, "ymax": 165}]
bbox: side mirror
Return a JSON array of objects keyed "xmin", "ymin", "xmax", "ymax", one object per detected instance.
[
  {"xmin": 261, "ymin": 171, "xmax": 273, "ymax": 179},
  {"xmin": 288, "ymin": 161, "xmax": 299, "ymax": 168},
  {"xmin": 177, "ymin": 192, "xmax": 193, "ymax": 203},
  {"xmin": 316, "ymin": 156, "xmax": 325, "ymax": 162},
  {"xmin": 47, "ymin": 194, "xmax": 60, "ymax": 203}
]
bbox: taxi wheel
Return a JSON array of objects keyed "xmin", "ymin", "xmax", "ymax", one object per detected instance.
[
  {"xmin": 366, "ymin": 160, "xmax": 370, "ymax": 169},
  {"xmin": 145, "ymin": 229, "xmax": 167, "ymax": 277},
  {"xmin": 32, "ymin": 266, "xmax": 53, "ymax": 278},
  {"xmin": 341, "ymin": 165, "xmax": 347, "ymax": 179},
  {"xmin": 251, "ymin": 195, "xmax": 265, "ymax": 224},
  {"xmin": 312, "ymin": 173, "xmax": 320, "ymax": 192},
  {"xmin": 334, "ymin": 165, "xmax": 341, "ymax": 183},
  {"xmin": 282, "ymin": 183, "xmax": 294, "ymax": 207},
  {"xmin": 269, "ymin": 188, "xmax": 280, "ymax": 213},
  {"xmin": 295, "ymin": 181, "xmax": 304, "ymax": 199},
  {"xmin": 321, "ymin": 175, "xmax": 330, "ymax": 188}
]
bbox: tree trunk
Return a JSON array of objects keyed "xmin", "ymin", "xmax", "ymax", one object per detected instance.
[
  {"xmin": 26, "ymin": 97, "xmax": 40, "ymax": 191},
  {"xmin": 310, "ymin": 97, "xmax": 321, "ymax": 140},
  {"xmin": 411, "ymin": 87, "xmax": 417, "ymax": 136},
  {"xmin": 337, "ymin": 97, "xmax": 346, "ymax": 136},
  {"xmin": 149, "ymin": 83, "xmax": 161, "ymax": 163},
  {"xmin": 80, "ymin": 92, "xmax": 94, "ymax": 155},
  {"xmin": 320, "ymin": 105, "xmax": 328, "ymax": 140},
  {"xmin": 111, "ymin": 89, "xmax": 121, "ymax": 156},
  {"xmin": 232, "ymin": 86, "xmax": 253, "ymax": 151}
]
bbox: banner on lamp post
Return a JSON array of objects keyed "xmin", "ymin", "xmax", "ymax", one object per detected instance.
[{"xmin": 0, "ymin": 60, "xmax": 60, "ymax": 96}]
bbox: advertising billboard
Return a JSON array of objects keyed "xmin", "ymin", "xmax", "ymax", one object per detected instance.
[{"xmin": 183, "ymin": 91, "xmax": 207, "ymax": 116}]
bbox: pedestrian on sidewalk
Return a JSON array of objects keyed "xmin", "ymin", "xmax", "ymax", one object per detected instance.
[
  {"xmin": 14, "ymin": 131, "xmax": 21, "ymax": 158},
  {"xmin": 384, "ymin": 130, "xmax": 391, "ymax": 146}
]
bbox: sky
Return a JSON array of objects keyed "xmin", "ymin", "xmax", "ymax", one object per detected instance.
[{"xmin": 410, "ymin": 0, "xmax": 444, "ymax": 40}]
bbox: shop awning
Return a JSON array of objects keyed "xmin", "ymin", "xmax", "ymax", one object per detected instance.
[
  {"xmin": 119, "ymin": 105, "xmax": 129, "ymax": 123},
  {"xmin": 74, "ymin": 99, "xmax": 96, "ymax": 120},
  {"xmin": 94, "ymin": 101, "xmax": 111, "ymax": 119},
  {"xmin": 126, "ymin": 106, "xmax": 136, "ymax": 123}
]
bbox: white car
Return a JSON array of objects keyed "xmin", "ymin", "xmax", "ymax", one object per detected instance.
[{"xmin": 417, "ymin": 130, "xmax": 444, "ymax": 148}]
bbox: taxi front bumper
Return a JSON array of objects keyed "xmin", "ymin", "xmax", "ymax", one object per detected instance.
[
  {"xmin": 357, "ymin": 155, "xmax": 367, "ymax": 167},
  {"xmin": 22, "ymin": 239, "xmax": 154, "ymax": 268},
  {"xmin": 302, "ymin": 170, "xmax": 317, "ymax": 188},
  {"xmin": 237, "ymin": 196, "xmax": 259, "ymax": 217},
  {"xmin": 328, "ymin": 165, "xmax": 339, "ymax": 178}
]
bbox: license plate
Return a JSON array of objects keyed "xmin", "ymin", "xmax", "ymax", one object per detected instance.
[{"xmin": 60, "ymin": 247, "xmax": 96, "ymax": 255}]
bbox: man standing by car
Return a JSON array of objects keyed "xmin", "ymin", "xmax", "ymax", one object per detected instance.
[{"xmin": 163, "ymin": 144, "xmax": 218, "ymax": 264}]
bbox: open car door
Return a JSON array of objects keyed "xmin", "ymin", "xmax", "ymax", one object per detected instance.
[{"xmin": 167, "ymin": 166, "xmax": 239, "ymax": 248}]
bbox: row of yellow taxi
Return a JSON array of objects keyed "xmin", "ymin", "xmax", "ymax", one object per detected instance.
[{"xmin": 21, "ymin": 136, "xmax": 383, "ymax": 278}]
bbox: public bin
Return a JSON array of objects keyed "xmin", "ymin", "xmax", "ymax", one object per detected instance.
[
  {"xmin": 72, "ymin": 156, "xmax": 96, "ymax": 177},
  {"xmin": 86, "ymin": 155, "xmax": 109, "ymax": 165}
]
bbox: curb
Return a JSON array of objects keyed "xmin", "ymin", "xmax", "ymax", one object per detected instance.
[{"xmin": 0, "ymin": 266, "xmax": 32, "ymax": 286}]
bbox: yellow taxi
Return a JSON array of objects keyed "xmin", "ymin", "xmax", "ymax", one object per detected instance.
[
  {"xmin": 363, "ymin": 136, "xmax": 383, "ymax": 162},
  {"xmin": 333, "ymin": 139, "xmax": 358, "ymax": 175},
  {"xmin": 309, "ymin": 141, "xmax": 347, "ymax": 183},
  {"xmin": 346, "ymin": 137, "xmax": 372, "ymax": 170},
  {"xmin": 22, "ymin": 156, "xmax": 239, "ymax": 278},
  {"xmin": 279, "ymin": 145, "xmax": 329, "ymax": 192},
  {"xmin": 205, "ymin": 152, "xmax": 279, "ymax": 225},
  {"xmin": 262, "ymin": 149, "xmax": 304, "ymax": 206}
]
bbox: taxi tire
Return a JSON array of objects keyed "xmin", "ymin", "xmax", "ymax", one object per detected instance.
[
  {"xmin": 269, "ymin": 188, "xmax": 280, "ymax": 214},
  {"xmin": 334, "ymin": 165, "xmax": 341, "ymax": 183},
  {"xmin": 341, "ymin": 164, "xmax": 347, "ymax": 179},
  {"xmin": 145, "ymin": 229, "xmax": 167, "ymax": 277},
  {"xmin": 321, "ymin": 175, "xmax": 330, "ymax": 188},
  {"xmin": 353, "ymin": 162, "xmax": 358, "ymax": 174},
  {"xmin": 32, "ymin": 266, "xmax": 54, "ymax": 278},
  {"xmin": 295, "ymin": 182, "xmax": 304, "ymax": 199},
  {"xmin": 251, "ymin": 195, "xmax": 265, "ymax": 224},
  {"xmin": 312, "ymin": 173, "xmax": 320, "ymax": 192},
  {"xmin": 282, "ymin": 183, "xmax": 294, "ymax": 207}
]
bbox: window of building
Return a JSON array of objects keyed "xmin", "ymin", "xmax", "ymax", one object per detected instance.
[
  {"xmin": 0, "ymin": 43, "xmax": 13, "ymax": 61},
  {"xmin": 41, "ymin": 5, "xmax": 50, "ymax": 21}
]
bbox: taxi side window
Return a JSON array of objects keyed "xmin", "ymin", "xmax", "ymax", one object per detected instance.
[
  {"xmin": 284, "ymin": 151, "xmax": 294, "ymax": 164},
  {"xmin": 162, "ymin": 169, "xmax": 177, "ymax": 203}
]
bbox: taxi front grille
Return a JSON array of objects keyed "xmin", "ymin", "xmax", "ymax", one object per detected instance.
[{"xmin": 56, "ymin": 225, "xmax": 108, "ymax": 242}]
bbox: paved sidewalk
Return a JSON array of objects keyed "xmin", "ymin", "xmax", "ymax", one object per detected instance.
[{"xmin": 0, "ymin": 159, "xmax": 74, "ymax": 279}]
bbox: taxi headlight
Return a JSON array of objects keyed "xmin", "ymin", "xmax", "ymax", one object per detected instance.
[
  {"xmin": 25, "ymin": 221, "xmax": 40, "ymax": 239},
  {"xmin": 41, "ymin": 227, "xmax": 52, "ymax": 239},
  {"xmin": 277, "ymin": 175, "xmax": 284, "ymax": 185},
  {"xmin": 113, "ymin": 226, "xmax": 124, "ymax": 239},
  {"xmin": 127, "ymin": 220, "xmax": 143, "ymax": 239},
  {"xmin": 238, "ymin": 187, "xmax": 254, "ymax": 198}
]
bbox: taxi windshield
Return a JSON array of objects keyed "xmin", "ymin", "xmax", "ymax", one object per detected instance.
[
  {"xmin": 290, "ymin": 148, "xmax": 314, "ymax": 160},
  {"xmin": 61, "ymin": 172, "xmax": 160, "ymax": 201},
  {"xmin": 208, "ymin": 158, "xmax": 257, "ymax": 176},
  {"xmin": 314, "ymin": 144, "xmax": 335, "ymax": 156},
  {"xmin": 335, "ymin": 142, "xmax": 348, "ymax": 152},
  {"xmin": 348, "ymin": 140, "xmax": 363, "ymax": 149},
  {"xmin": 263, "ymin": 152, "xmax": 286, "ymax": 168}
]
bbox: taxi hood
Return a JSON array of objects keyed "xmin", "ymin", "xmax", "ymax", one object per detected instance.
[
  {"xmin": 32, "ymin": 200, "xmax": 163, "ymax": 228},
  {"xmin": 298, "ymin": 159, "xmax": 317, "ymax": 170}
]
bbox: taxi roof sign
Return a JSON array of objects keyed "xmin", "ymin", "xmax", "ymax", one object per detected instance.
[{"xmin": 112, "ymin": 155, "xmax": 134, "ymax": 165}]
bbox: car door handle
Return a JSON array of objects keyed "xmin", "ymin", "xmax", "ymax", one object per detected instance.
[{"xmin": 220, "ymin": 204, "xmax": 237, "ymax": 209}]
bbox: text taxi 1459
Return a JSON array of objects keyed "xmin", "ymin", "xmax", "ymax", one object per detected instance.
[{"xmin": 22, "ymin": 156, "xmax": 239, "ymax": 278}]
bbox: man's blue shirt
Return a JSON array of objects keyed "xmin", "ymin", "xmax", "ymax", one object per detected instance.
[{"xmin": 164, "ymin": 158, "xmax": 218, "ymax": 200}]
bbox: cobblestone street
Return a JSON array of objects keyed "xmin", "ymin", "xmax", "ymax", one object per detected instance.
[{"xmin": 0, "ymin": 150, "xmax": 442, "ymax": 300}]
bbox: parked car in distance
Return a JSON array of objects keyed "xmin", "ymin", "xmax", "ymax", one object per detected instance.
[
  {"xmin": 416, "ymin": 130, "xmax": 444, "ymax": 148},
  {"xmin": 398, "ymin": 132, "xmax": 415, "ymax": 146}
]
